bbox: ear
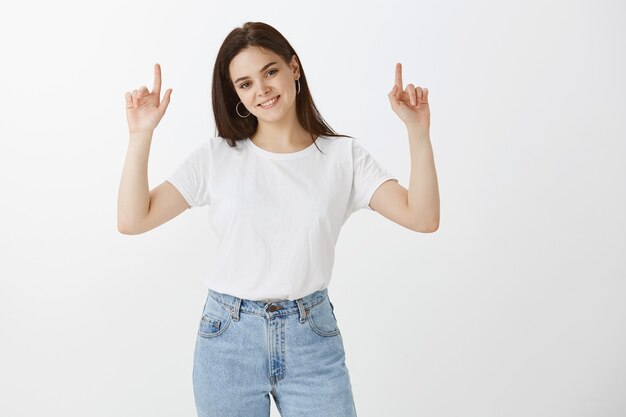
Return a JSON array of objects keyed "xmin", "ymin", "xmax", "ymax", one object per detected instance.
[{"xmin": 289, "ymin": 55, "xmax": 300, "ymax": 78}]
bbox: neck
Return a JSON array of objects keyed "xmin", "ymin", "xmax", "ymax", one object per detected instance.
[{"xmin": 251, "ymin": 108, "xmax": 314, "ymax": 150}]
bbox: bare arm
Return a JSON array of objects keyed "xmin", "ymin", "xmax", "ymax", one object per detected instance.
[
  {"xmin": 117, "ymin": 132, "xmax": 152, "ymax": 233},
  {"xmin": 375, "ymin": 62, "xmax": 439, "ymax": 232},
  {"xmin": 117, "ymin": 130, "xmax": 191, "ymax": 234},
  {"xmin": 117, "ymin": 63, "xmax": 178, "ymax": 234}
]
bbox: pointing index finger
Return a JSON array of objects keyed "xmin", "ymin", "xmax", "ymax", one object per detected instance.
[
  {"xmin": 395, "ymin": 63, "xmax": 403, "ymax": 89},
  {"xmin": 153, "ymin": 63, "xmax": 162, "ymax": 96}
]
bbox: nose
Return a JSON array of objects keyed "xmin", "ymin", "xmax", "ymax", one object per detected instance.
[{"xmin": 257, "ymin": 82, "xmax": 271, "ymax": 96}]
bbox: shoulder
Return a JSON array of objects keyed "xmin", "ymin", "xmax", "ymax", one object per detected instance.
[
  {"xmin": 323, "ymin": 136, "xmax": 372, "ymax": 162},
  {"xmin": 209, "ymin": 136, "xmax": 252, "ymax": 154},
  {"xmin": 319, "ymin": 135, "xmax": 369, "ymax": 150},
  {"xmin": 209, "ymin": 135, "xmax": 228, "ymax": 150},
  {"xmin": 312, "ymin": 136, "xmax": 375, "ymax": 166},
  {"xmin": 315, "ymin": 135, "xmax": 356, "ymax": 154},
  {"xmin": 178, "ymin": 137, "xmax": 224, "ymax": 163},
  {"xmin": 199, "ymin": 136, "xmax": 238, "ymax": 158}
]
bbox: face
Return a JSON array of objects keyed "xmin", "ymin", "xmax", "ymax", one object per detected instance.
[{"xmin": 229, "ymin": 46, "xmax": 300, "ymax": 122}]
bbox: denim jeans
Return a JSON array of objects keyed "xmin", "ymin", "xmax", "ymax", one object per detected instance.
[{"xmin": 192, "ymin": 287, "xmax": 358, "ymax": 417}]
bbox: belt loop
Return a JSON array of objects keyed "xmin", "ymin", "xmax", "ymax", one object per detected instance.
[
  {"xmin": 296, "ymin": 298, "xmax": 308, "ymax": 323},
  {"xmin": 230, "ymin": 297, "xmax": 242, "ymax": 321}
]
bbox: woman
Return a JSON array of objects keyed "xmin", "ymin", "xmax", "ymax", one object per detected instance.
[{"xmin": 118, "ymin": 21, "xmax": 438, "ymax": 417}]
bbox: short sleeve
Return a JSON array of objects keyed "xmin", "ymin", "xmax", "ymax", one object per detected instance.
[
  {"xmin": 348, "ymin": 139, "xmax": 398, "ymax": 213},
  {"xmin": 165, "ymin": 142, "xmax": 211, "ymax": 208}
]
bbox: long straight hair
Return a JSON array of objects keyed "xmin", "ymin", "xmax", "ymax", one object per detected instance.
[{"xmin": 211, "ymin": 21, "xmax": 353, "ymax": 153}]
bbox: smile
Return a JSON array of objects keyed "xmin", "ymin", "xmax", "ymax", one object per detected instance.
[{"xmin": 258, "ymin": 95, "xmax": 280, "ymax": 108}]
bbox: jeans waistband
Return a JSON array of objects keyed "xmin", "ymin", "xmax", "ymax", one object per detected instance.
[{"xmin": 207, "ymin": 287, "xmax": 329, "ymax": 323}]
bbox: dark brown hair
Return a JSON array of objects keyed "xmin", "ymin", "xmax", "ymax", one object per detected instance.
[{"xmin": 211, "ymin": 21, "xmax": 353, "ymax": 153}]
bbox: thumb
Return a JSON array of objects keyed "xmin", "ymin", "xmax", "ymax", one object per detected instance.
[{"xmin": 159, "ymin": 88, "xmax": 173, "ymax": 113}]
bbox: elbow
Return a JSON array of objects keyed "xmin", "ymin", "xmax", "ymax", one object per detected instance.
[
  {"xmin": 412, "ymin": 219, "xmax": 439, "ymax": 233},
  {"xmin": 426, "ymin": 219, "xmax": 440, "ymax": 233},
  {"xmin": 117, "ymin": 216, "xmax": 129, "ymax": 234},
  {"xmin": 117, "ymin": 220, "xmax": 137, "ymax": 235},
  {"xmin": 415, "ymin": 225, "xmax": 438, "ymax": 233},
  {"xmin": 118, "ymin": 224, "xmax": 131, "ymax": 235}
]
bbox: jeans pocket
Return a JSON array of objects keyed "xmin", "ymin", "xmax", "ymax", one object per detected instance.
[
  {"xmin": 197, "ymin": 296, "xmax": 232, "ymax": 339},
  {"xmin": 307, "ymin": 297, "xmax": 340, "ymax": 337},
  {"xmin": 329, "ymin": 299, "xmax": 337, "ymax": 321}
]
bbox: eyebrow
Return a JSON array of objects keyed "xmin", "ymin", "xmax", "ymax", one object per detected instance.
[{"xmin": 233, "ymin": 61, "xmax": 278, "ymax": 84}]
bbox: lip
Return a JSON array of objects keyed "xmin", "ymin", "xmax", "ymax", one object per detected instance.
[{"xmin": 258, "ymin": 95, "xmax": 280, "ymax": 108}]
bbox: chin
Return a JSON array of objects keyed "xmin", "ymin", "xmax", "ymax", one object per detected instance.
[
  {"xmin": 257, "ymin": 114, "xmax": 284, "ymax": 123},
  {"xmin": 255, "ymin": 108, "xmax": 287, "ymax": 123}
]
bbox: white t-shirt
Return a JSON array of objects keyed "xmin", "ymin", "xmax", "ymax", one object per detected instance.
[{"xmin": 166, "ymin": 135, "xmax": 397, "ymax": 302}]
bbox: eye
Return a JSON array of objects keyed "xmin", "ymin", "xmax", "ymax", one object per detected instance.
[{"xmin": 239, "ymin": 69, "xmax": 278, "ymax": 89}]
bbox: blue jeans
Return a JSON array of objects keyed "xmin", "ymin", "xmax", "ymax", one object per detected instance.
[{"xmin": 192, "ymin": 287, "xmax": 358, "ymax": 417}]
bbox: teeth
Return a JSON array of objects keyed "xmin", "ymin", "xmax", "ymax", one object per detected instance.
[
  {"xmin": 261, "ymin": 98, "xmax": 276, "ymax": 106},
  {"xmin": 260, "ymin": 96, "xmax": 278, "ymax": 107}
]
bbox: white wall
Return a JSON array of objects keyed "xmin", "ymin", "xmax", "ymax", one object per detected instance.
[{"xmin": 1, "ymin": 0, "xmax": 624, "ymax": 416}]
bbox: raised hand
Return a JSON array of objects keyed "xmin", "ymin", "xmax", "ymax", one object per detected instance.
[
  {"xmin": 388, "ymin": 62, "xmax": 430, "ymax": 130},
  {"xmin": 125, "ymin": 63, "xmax": 173, "ymax": 134}
]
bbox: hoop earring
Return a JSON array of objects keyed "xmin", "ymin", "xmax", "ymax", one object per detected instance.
[
  {"xmin": 295, "ymin": 79, "xmax": 301, "ymax": 94},
  {"xmin": 236, "ymin": 101, "xmax": 250, "ymax": 118}
]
